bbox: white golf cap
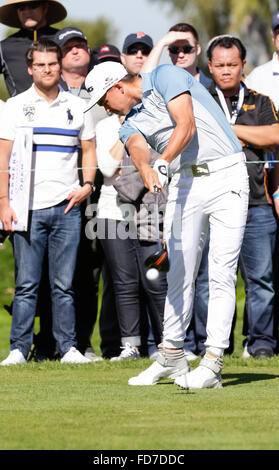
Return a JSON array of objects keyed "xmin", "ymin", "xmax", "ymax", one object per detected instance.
[{"xmin": 85, "ymin": 61, "xmax": 128, "ymax": 112}]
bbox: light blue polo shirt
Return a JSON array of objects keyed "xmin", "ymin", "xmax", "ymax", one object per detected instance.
[{"xmin": 119, "ymin": 65, "xmax": 242, "ymax": 175}]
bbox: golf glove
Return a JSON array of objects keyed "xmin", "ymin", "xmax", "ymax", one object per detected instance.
[{"xmin": 153, "ymin": 159, "xmax": 169, "ymax": 187}]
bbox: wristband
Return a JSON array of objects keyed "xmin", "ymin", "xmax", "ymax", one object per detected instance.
[{"xmin": 272, "ymin": 193, "xmax": 279, "ymax": 200}]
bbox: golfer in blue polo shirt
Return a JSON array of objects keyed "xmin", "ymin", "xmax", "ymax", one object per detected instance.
[{"xmin": 85, "ymin": 61, "xmax": 249, "ymax": 389}]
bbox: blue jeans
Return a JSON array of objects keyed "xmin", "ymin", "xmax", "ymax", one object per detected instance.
[
  {"xmin": 239, "ymin": 204, "xmax": 277, "ymax": 354},
  {"xmin": 10, "ymin": 201, "xmax": 81, "ymax": 358}
]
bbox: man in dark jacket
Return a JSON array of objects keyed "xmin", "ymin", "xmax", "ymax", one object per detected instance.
[{"xmin": 0, "ymin": 0, "xmax": 67, "ymax": 96}]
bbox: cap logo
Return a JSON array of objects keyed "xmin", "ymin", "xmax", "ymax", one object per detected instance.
[
  {"xmin": 87, "ymin": 86, "xmax": 94, "ymax": 93},
  {"xmin": 100, "ymin": 46, "xmax": 110, "ymax": 52},
  {"xmin": 58, "ymin": 30, "xmax": 86, "ymax": 40},
  {"xmin": 103, "ymin": 76, "xmax": 115, "ymax": 89},
  {"xmin": 137, "ymin": 32, "xmax": 146, "ymax": 38}
]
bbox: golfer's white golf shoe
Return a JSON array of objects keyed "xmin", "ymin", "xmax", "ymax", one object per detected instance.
[
  {"xmin": 128, "ymin": 347, "xmax": 190, "ymax": 386},
  {"xmin": 175, "ymin": 355, "xmax": 223, "ymax": 389}
]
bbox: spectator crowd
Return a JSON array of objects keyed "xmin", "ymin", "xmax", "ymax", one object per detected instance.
[{"xmin": 0, "ymin": 0, "xmax": 278, "ymax": 390}]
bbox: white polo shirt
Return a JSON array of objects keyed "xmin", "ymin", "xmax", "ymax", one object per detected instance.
[
  {"xmin": 245, "ymin": 52, "xmax": 279, "ymax": 111},
  {"xmin": 0, "ymin": 85, "xmax": 95, "ymax": 210}
]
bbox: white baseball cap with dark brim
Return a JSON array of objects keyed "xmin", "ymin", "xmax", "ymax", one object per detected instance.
[
  {"xmin": 0, "ymin": 0, "xmax": 67, "ymax": 28},
  {"xmin": 85, "ymin": 61, "xmax": 128, "ymax": 112}
]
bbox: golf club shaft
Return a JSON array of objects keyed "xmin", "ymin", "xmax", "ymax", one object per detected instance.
[{"xmin": 153, "ymin": 186, "xmax": 161, "ymax": 251}]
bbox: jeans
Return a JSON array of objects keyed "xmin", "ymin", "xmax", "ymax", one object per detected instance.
[
  {"xmin": 10, "ymin": 201, "xmax": 81, "ymax": 358},
  {"xmin": 98, "ymin": 218, "xmax": 167, "ymax": 347},
  {"xmin": 239, "ymin": 204, "xmax": 277, "ymax": 354}
]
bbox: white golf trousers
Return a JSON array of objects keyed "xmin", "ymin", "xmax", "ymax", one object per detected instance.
[{"xmin": 162, "ymin": 159, "xmax": 249, "ymax": 351}]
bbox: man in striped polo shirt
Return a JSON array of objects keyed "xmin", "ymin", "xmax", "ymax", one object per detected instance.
[{"xmin": 0, "ymin": 39, "xmax": 97, "ymax": 365}]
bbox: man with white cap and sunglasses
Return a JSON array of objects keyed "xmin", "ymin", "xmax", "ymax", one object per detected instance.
[
  {"xmin": 84, "ymin": 60, "xmax": 249, "ymax": 389},
  {"xmin": 0, "ymin": 0, "xmax": 67, "ymax": 97}
]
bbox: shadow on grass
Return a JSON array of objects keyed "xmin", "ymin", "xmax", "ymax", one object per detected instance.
[{"xmin": 222, "ymin": 372, "xmax": 279, "ymax": 386}]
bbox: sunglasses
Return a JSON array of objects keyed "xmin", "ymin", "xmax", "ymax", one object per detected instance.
[
  {"xmin": 168, "ymin": 45, "xmax": 195, "ymax": 54},
  {"xmin": 17, "ymin": 2, "xmax": 42, "ymax": 11},
  {"xmin": 126, "ymin": 45, "xmax": 151, "ymax": 56}
]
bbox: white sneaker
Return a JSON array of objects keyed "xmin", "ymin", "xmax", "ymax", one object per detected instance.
[
  {"xmin": 84, "ymin": 347, "xmax": 104, "ymax": 362},
  {"xmin": 0, "ymin": 349, "xmax": 27, "ymax": 366},
  {"xmin": 110, "ymin": 343, "xmax": 140, "ymax": 362},
  {"xmin": 60, "ymin": 347, "xmax": 91, "ymax": 364},
  {"xmin": 242, "ymin": 345, "xmax": 251, "ymax": 359},
  {"xmin": 183, "ymin": 349, "xmax": 199, "ymax": 361},
  {"xmin": 175, "ymin": 355, "xmax": 223, "ymax": 389},
  {"xmin": 128, "ymin": 350, "xmax": 190, "ymax": 386}
]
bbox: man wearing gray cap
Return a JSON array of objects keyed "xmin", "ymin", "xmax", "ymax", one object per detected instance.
[{"xmin": 246, "ymin": 11, "xmax": 279, "ymax": 111}]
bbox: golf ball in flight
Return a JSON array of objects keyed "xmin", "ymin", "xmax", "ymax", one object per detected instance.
[{"xmin": 146, "ymin": 268, "xmax": 159, "ymax": 281}]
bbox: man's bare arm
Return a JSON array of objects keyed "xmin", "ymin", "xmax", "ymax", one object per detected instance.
[
  {"xmin": 161, "ymin": 92, "xmax": 196, "ymax": 163},
  {"xmin": 125, "ymin": 133, "xmax": 160, "ymax": 190},
  {"xmin": 233, "ymin": 123, "xmax": 279, "ymax": 150},
  {"xmin": 140, "ymin": 31, "xmax": 194, "ymax": 73}
]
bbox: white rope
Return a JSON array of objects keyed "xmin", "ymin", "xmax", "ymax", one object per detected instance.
[{"xmin": 0, "ymin": 160, "xmax": 277, "ymax": 173}]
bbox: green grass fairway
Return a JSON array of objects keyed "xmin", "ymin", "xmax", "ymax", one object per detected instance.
[{"xmin": 1, "ymin": 239, "xmax": 279, "ymax": 451}]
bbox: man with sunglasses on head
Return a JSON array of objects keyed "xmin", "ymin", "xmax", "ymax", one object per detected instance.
[{"xmin": 0, "ymin": 0, "xmax": 67, "ymax": 97}]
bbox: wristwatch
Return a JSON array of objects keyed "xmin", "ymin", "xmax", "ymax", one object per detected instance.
[{"xmin": 82, "ymin": 181, "xmax": 95, "ymax": 193}]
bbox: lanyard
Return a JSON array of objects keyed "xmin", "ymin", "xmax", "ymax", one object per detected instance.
[{"xmin": 216, "ymin": 83, "xmax": 244, "ymax": 124}]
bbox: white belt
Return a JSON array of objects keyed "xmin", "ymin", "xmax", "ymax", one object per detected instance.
[{"xmin": 180, "ymin": 152, "xmax": 246, "ymax": 177}]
